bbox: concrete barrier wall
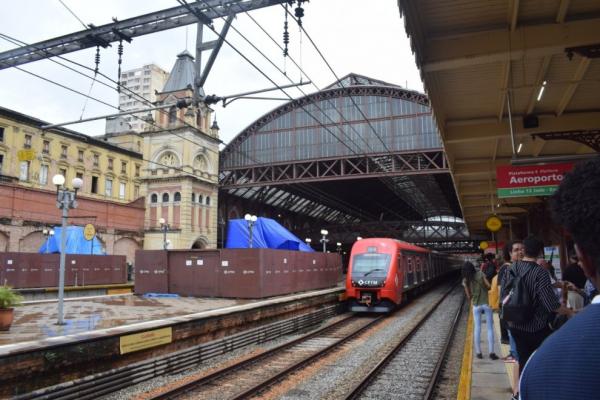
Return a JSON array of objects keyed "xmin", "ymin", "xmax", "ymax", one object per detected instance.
[
  {"xmin": 134, "ymin": 249, "xmax": 342, "ymax": 298},
  {"xmin": 0, "ymin": 253, "xmax": 127, "ymax": 288}
]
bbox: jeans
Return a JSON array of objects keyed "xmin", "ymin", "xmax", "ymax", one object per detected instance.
[
  {"xmin": 508, "ymin": 329, "xmax": 519, "ymax": 360},
  {"xmin": 473, "ymin": 304, "xmax": 495, "ymax": 355}
]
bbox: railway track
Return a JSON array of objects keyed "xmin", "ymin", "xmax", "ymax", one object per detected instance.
[
  {"xmin": 144, "ymin": 314, "xmax": 384, "ymax": 399},
  {"xmin": 343, "ymin": 287, "xmax": 465, "ymax": 400},
  {"xmin": 144, "ymin": 284, "xmax": 460, "ymax": 400}
]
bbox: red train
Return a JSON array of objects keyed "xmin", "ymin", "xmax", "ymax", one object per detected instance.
[{"xmin": 345, "ymin": 238, "xmax": 462, "ymax": 312}]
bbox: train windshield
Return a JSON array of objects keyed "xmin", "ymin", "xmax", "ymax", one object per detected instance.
[{"xmin": 351, "ymin": 253, "xmax": 391, "ymax": 277}]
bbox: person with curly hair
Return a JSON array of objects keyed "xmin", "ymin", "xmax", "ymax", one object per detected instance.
[{"xmin": 520, "ymin": 156, "xmax": 600, "ymax": 399}]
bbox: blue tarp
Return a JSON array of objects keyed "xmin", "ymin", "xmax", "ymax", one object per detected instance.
[
  {"xmin": 225, "ymin": 217, "xmax": 315, "ymax": 252},
  {"xmin": 38, "ymin": 226, "xmax": 105, "ymax": 255}
]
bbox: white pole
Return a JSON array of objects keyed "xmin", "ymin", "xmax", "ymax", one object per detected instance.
[{"xmin": 57, "ymin": 192, "xmax": 68, "ymax": 325}]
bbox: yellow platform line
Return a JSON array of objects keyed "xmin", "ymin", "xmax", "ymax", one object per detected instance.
[
  {"xmin": 494, "ymin": 312, "xmax": 518, "ymax": 393},
  {"xmin": 457, "ymin": 304, "xmax": 473, "ymax": 400}
]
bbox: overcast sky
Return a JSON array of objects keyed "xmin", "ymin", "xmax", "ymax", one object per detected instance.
[{"xmin": 0, "ymin": 0, "xmax": 423, "ymax": 146}]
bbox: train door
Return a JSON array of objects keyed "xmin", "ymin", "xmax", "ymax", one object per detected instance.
[
  {"xmin": 405, "ymin": 256, "xmax": 413, "ymax": 287},
  {"xmin": 415, "ymin": 257, "xmax": 421, "ymax": 283},
  {"xmin": 396, "ymin": 253, "xmax": 404, "ymax": 289}
]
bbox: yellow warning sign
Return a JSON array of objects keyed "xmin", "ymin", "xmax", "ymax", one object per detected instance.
[
  {"xmin": 83, "ymin": 224, "xmax": 96, "ymax": 241},
  {"xmin": 485, "ymin": 215, "xmax": 503, "ymax": 233},
  {"xmin": 119, "ymin": 327, "xmax": 172, "ymax": 354}
]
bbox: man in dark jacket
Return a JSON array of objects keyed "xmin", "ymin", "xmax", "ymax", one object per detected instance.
[{"xmin": 520, "ymin": 156, "xmax": 600, "ymax": 399}]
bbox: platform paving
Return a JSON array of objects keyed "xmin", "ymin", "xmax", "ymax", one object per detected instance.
[
  {"xmin": 470, "ymin": 312, "xmax": 515, "ymax": 400},
  {"xmin": 0, "ymin": 293, "xmax": 258, "ymax": 346}
]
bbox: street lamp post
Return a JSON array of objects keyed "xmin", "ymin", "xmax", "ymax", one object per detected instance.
[
  {"xmin": 53, "ymin": 174, "xmax": 83, "ymax": 326},
  {"xmin": 305, "ymin": 238, "xmax": 312, "ymax": 249},
  {"xmin": 159, "ymin": 217, "xmax": 169, "ymax": 250},
  {"xmin": 244, "ymin": 214, "xmax": 258, "ymax": 248},
  {"xmin": 42, "ymin": 227, "xmax": 55, "ymax": 254},
  {"xmin": 320, "ymin": 229, "xmax": 329, "ymax": 253}
]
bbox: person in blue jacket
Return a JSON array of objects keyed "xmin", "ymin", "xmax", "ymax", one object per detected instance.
[{"xmin": 519, "ymin": 156, "xmax": 600, "ymax": 399}]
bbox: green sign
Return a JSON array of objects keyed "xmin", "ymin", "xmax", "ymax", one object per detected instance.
[{"xmin": 497, "ymin": 186, "xmax": 558, "ymax": 198}]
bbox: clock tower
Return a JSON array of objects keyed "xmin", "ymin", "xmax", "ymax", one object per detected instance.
[{"xmin": 141, "ymin": 50, "xmax": 220, "ymax": 250}]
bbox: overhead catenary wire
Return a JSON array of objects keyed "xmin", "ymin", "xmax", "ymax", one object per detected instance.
[
  {"xmin": 57, "ymin": 0, "xmax": 89, "ymax": 30},
  {"xmin": 0, "ymin": 32, "xmax": 355, "ymax": 224},
  {"xmin": 0, "ymin": 33, "xmax": 215, "ymax": 137},
  {"xmin": 183, "ymin": 4, "xmax": 413, "ymax": 222},
  {"xmin": 0, "ymin": 34, "xmax": 221, "ymax": 154},
  {"xmin": 214, "ymin": 1, "xmax": 424, "ymax": 218},
  {"xmin": 186, "ymin": 0, "xmax": 421, "ymax": 220},
  {"xmin": 189, "ymin": 0, "xmax": 413, "ymax": 219},
  {"xmin": 0, "ymin": 40, "xmax": 223, "ymax": 188}
]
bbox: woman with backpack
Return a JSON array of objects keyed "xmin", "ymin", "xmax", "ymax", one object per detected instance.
[{"xmin": 462, "ymin": 261, "xmax": 499, "ymax": 360}]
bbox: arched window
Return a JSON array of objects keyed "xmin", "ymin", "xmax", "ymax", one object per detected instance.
[
  {"xmin": 206, "ymin": 196, "xmax": 210, "ymax": 206},
  {"xmin": 162, "ymin": 193, "xmax": 170, "ymax": 203},
  {"xmin": 168, "ymin": 107, "xmax": 177, "ymax": 124},
  {"xmin": 191, "ymin": 193, "xmax": 196, "ymax": 202},
  {"xmin": 198, "ymin": 194, "xmax": 203, "ymax": 204},
  {"xmin": 174, "ymin": 192, "xmax": 181, "ymax": 202},
  {"xmin": 151, "ymin": 193, "xmax": 158, "ymax": 203}
]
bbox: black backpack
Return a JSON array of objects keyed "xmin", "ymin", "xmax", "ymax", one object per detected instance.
[
  {"xmin": 501, "ymin": 266, "xmax": 534, "ymax": 324},
  {"xmin": 483, "ymin": 261, "xmax": 496, "ymax": 281}
]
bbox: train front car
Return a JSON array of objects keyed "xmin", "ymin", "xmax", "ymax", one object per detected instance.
[{"xmin": 346, "ymin": 238, "xmax": 401, "ymax": 312}]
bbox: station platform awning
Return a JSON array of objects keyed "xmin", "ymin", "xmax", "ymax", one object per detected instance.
[{"xmin": 397, "ymin": 1, "xmax": 600, "ymax": 235}]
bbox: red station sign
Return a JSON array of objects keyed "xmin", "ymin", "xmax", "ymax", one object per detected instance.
[{"xmin": 496, "ymin": 162, "xmax": 574, "ymax": 198}]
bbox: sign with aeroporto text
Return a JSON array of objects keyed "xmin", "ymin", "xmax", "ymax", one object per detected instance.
[{"xmin": 496, "ymin": 162, "xmax": 574, "ymax": 198}]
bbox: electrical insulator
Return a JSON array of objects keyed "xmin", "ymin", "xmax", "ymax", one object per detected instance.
[
  {"xmin": 94, "ymin": 46, "xmax": 100, "ymax": 74},
  {"xmin": 117, "ymin": 40, "xmax": 124, "ymax": 93},
  {"xmin": 283, "ymin": 20, "xmax": 289, "ymax": 57}
]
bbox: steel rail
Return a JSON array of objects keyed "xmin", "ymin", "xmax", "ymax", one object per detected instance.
[
  {"xmin": 147, "ymin": 314, "xmax": 384, "ymax": 399},
  {"xmin": 424, "ymin": 296, "xmax": 466, "ymax": 399},
  {"xmin": 343, "ymin": 283, "xmax": 460, "ymax": 400}
]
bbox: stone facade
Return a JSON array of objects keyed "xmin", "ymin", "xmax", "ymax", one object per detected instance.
[
  {"xmin": 137, "ymin": 51, "xmax": 220, "ymax": 250},
  {"xmin": 0, "ymin": 51, "xmax": 221, "ymax": 259}
]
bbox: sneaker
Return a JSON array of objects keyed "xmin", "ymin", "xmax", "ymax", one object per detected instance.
[
  {"xmin": 476, "ymin": 353, "xmax": 483, "ymax": 359},
  {"xmin": 502, "ymin": 355, "xmax": 516, "ymax": 363},
  {"xmin": 510, "ymin": 393, "xmax": 519, "ymax": 400},
  {"xmin": 489, "ymin": 353, "xmax": 499, "ymax": 360}
]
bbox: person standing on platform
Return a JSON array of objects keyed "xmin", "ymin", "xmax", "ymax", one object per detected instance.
[
  {"xmin": 503, "ymin": 235, "xmax": 574, "ymax": 380},
  {"xmin": 499, "ymin": 240, "xmax": 522, "ymax": 397},
  {"xmin": 520, "ymin": 156, "xmax": 600, "ymax": 400},
  {"xmin": 462, "ymin": 261, "xmax": 499, "ymax": 360}
]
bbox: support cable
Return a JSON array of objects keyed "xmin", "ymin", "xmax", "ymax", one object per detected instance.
[
  {"xmin": 57, "ymin": 0, "xmax": 89, "ymax": 30},
  {"xmin": 192, "ymin": 2, "xmax": 416, "ymax": 220},
  {"xmin": 0, "ymin": 34, "xmax": 220, "ymax": 152}
]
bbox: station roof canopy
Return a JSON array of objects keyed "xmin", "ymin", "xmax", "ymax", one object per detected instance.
[
  {"xmin": 220, "ymin": 73, "xmax": 465, "ymax": 242},
  {"xmin": 397, "ymin": 0, "xmax": 600, "ymax": 235}
]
